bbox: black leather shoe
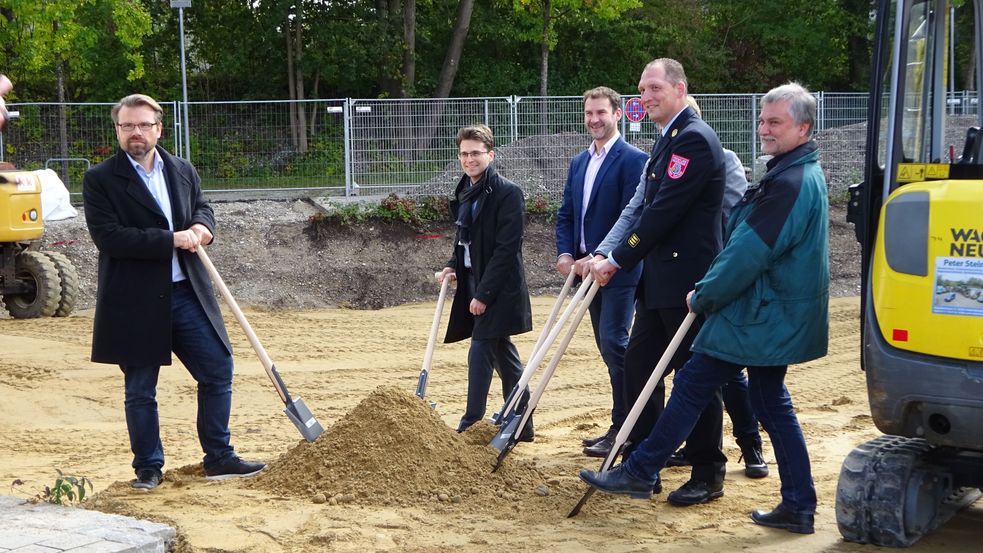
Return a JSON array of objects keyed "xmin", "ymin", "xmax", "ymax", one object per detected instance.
[
  {"xmin": 750, "ymin": 504, "xmax": 815, "ymax": 534},
  {"xmin": 665, "ymin": 447, "xmax": 690, "ymax": 467},
  {"xmin": 132, "ymin": 468, "xmax": 162, "ymax": 491},
  {"xmin": 739, "ymin": 443, "xmax": 769, "ymax": 478},
  {"xmin": 578, "ymin": 464, "xmax": 658, "ymax": 500},
  {"xmin": 666, "ymin": 479, "xmax": 724, "ymax": 506},
  {"xmin": 583, "ymin": 435, "xmax": 614, "ymax": 457},
  {"xmin": 582, "ymin": 425, "xmax": 616, "ymax": 447}
]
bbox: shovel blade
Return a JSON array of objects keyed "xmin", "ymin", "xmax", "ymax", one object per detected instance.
[
  {"xmin": 284, "ymin": 397, "xmax": 324, "ymax": 442},
  {"xmin": 489, "ymin": 412, "xmax": 520, "ymax": 452}
]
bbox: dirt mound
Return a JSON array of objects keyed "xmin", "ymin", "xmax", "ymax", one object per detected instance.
[{"xmin": 251, "ymin": 386, "xmax": 567, "ymax": 514}]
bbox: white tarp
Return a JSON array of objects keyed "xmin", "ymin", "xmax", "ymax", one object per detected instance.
[{"xmin": 35, "ymin": 168, "xmax": 78, "ymax": 221}]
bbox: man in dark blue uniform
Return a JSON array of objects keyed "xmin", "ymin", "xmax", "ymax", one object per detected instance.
[{"xmin": 590, "ymin": 58, "xmax": 728, "ymax": 505}]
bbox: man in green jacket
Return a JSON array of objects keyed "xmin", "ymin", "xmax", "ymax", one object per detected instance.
[{"xmin": 580, "ymin": 82, "xmax": 828, "ymax": 535}]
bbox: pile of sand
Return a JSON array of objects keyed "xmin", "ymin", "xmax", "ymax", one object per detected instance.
[{"xmin": 251, "ymin": 386, "xmax": 570, "ymax": 513}]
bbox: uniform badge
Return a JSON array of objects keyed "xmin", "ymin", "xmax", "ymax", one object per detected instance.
[
  {"xmin": 671, "ymin": 129, "xmax": 678, "ymax": 137},
  {"xmin": 667, "ymin": 154, "xmax": 690, "ymax": 180},
  {"xmin": 627, "ymin": 233, "xmax": 640, "ymax": 247}
]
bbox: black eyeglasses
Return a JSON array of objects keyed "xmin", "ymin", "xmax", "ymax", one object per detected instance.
[
  {"xmin": 117, "ymin": 122, "xmax": 158, "ymax": 132},
  {"xmin": 458, "ymin": 150, "xmax": 489, "ymax": 159}
]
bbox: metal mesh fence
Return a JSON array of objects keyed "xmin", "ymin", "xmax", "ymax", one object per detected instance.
[
  {"xmin": 0, "ymin": 91, "xmax": 978, "ymax": 201},
  {"xmin": 0, "ymin": 102, "xmax": 179, "ymax": 194}
]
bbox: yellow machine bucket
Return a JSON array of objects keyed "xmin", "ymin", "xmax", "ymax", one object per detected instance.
[{"xmin": 0, "ymin": 171, "xmax": 44, "ymax": 243}]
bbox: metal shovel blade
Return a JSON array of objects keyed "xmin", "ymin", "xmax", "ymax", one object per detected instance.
[
  {"xmin": 489, "ymin": 411, "xmax": 520, "ymax": 452},
  {"xmin": 284, "ymin": 397, "xmax": 324, "ymax": 442}
]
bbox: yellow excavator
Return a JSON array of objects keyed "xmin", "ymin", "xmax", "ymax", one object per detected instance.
[
  {"xmin": 840, "ymin": 0, "xmax": 983, "ymax": 546},
  {"xmin": 0, "ymin": 171, "xmax": 79, "ymax": 318}
]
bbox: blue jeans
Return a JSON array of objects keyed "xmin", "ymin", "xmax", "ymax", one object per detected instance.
[
  {"xmin": 459, "ymin": 336, "xmax": 528, "ymax": 431},
  {"xmin": 586, "ymin": 284, "xmax": 634, "ymax": 429},
  {"xmin": 624, "ymin": 352, "xmax": 817, "ymax": 513},
  {"xmin": 122, "ymin": 282, "xmax": 235, "ymax": 474}
]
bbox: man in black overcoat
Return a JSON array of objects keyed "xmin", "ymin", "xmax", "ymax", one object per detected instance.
[
  {"xmin": 437, "ymin": 124, "xmax": 534, "ymax": 438},
  {"xmin": 83, "ymin": 94, "xmax": 264, "ymax": 490}
]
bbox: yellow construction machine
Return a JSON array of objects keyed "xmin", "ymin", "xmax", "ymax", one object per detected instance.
[
  {"xmin": 0, "ymin": 170, "xmax": 78, "ymax": 318},
  {"xmin": 839, "ymin": 0, "xmax": 983, "ymax": 546}
]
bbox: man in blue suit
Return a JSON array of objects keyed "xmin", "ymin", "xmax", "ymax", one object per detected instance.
[{"xmin": 555, "ymin": 86, "xmax": 647, "ymax": 457}]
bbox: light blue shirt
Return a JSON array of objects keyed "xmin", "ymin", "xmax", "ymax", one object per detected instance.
[
  {"xmin": 126, "ymin": 150, "xmax": 188, "ymax": 283},
  {"xmin": 579, "ymin": 131, "xmax": 621, "ymax": 254}
]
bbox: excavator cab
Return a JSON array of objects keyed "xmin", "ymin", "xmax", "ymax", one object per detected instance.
[{"xmin": 839, "ymin": 0, "xmax": 983, "ymax": 546}]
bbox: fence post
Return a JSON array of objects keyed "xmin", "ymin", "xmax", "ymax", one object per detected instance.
[
  {"xmin": 510, "ymin": 96, "xmax": 519, "ymax": 142},
  {"xmin": 344, "ymin": 98, "xmax": 354, "ymax": 197},
  {"xmin": 750, "ymin": 94, "xmax": 758, "ymax": 170},
  {"xmin": 170, "ymin": 101, "xmax": 181, "ymax": 157}
]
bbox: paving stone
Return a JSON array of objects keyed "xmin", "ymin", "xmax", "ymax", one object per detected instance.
[
  {"xmin": 37, "ymin": 533, "xmax": 103, "ymax": 549},
  {"xmin": 0, "ymin": 495, "xmax": 174, "ymax": 553},
  {"xmin": 7, "ymin": 546, "xmax": 60, "ymax": 553},
  {"xmin": 63, "ymin": 542, "xmax": 133, "ymax": 553}
]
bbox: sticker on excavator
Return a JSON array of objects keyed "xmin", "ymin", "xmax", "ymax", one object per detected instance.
[
  {"xmin": 896, "ymin": 163, "xmax": 950, "ymax": 183},
  {"xmin": 931, "ymin": 257, "xmax": 983, "ymax": 317}
]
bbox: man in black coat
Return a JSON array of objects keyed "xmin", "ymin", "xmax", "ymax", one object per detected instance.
[
  {"xmin": 590, "ymin": 58, "xmax": 728, "ymax": 505},
  {"xmin": 437, "ymin": 124, "xmax": 534, "ymax": 437},
  {"xmin": 83, "ymin": 94, "xmax": 264, "ymax": 491}
]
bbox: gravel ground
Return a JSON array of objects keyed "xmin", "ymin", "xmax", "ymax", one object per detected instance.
[{"xmin": 31, "ymin": 197, "xmax": 859, "ymax": 314}]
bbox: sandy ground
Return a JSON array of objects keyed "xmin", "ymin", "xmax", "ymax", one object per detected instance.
[{"xmin": 1, "ymin": 295, "xmax": 981, "ymax": 552}]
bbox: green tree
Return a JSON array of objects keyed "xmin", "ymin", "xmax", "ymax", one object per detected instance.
[
  {"xmin": 0, "ymin": 0, "xmax": 151, "ymax": 101},
  {"xmin": 507, "ymin": 0, "xmax": 641, "ymax": 95}
]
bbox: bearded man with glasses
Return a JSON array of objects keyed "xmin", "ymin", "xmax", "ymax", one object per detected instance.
[{"xmin": 83, "ymin": 93, "xmax": 265, "ymax": 491}]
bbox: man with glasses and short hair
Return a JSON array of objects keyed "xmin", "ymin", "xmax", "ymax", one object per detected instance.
[
  {"xmin": 83, "ymin": 93, "xmax": 265, "ymax": 491},
  {"xmin": 437, "ymin": 124, "xmax": 534, "ymax": 439}
]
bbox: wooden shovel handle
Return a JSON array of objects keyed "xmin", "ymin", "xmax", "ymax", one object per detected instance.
[
  {"xmin": 418, "ymin": 276, "xmax": 450, "ymax": 386},
  {"xmin": 601, "ymin": 311, "xmax": 698, "ymax": 471},
  {"xmin": 196, "ymin": 246, "xmax": 289, "ymax": 404}
]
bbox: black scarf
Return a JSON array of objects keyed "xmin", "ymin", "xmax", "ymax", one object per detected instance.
[{"xmin": 455, "ymin": 173, "xmax": 492, "ymax": 246}]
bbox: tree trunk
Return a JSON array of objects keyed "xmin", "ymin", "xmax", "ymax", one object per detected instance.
[
  {"xmin": 401, "ymin": 0, "xmax": 416, "ymax": 97},
  {"xmin": 539, "ymin": 0, "xmax": 550, "ymax": 97},
  {"xmin": 309, "ymin": 72, "xmax": 320, "ymax": 132},
  {"xmin": 434, "ymin": 0, "xmax": 475, "ymax": 98},
  {"xmin": 286, "ymin": 15, "xmax": 298, "ymax": 149},
  {"xmin": 295, "ymin": 3, "xmax": 308, "ymax": 154},
  {"xmin": 965, "ymin": 24, "xmax": 977, "ymax": 91},
  {"xmin": 54, "ymin": 22, "xmax": 69, "ymax": 186}
]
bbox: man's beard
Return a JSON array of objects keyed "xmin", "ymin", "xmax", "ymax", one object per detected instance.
[{"xmin": 124, "ymin": 138, "xmax": 152, "ymax": 158}]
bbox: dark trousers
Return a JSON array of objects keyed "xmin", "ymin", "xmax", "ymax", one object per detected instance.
[
  {"xmin": 586, "ymin": 284, "xmax": 635, "ymax": 429},
  {"xmin": 121, "ymin": 282, "xmax": 235, "ymax": 475},
  {"xmin": 623, "ymin": 304, "xmax": 726, "ymax": 485},
  {"xmin": 624, "ymin": 353, "xmax": 817, "ymax": 514},
  {"xmin": 677, "ymin": 370, "xmax": 763, "ymax": 455},
  {"xmin": 458, "ymin": 336, "xmax": 529, "ymax": 431},
  {"xmin": 723, "ymin": 371, "xmax": 763, "ymax": 446}
]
